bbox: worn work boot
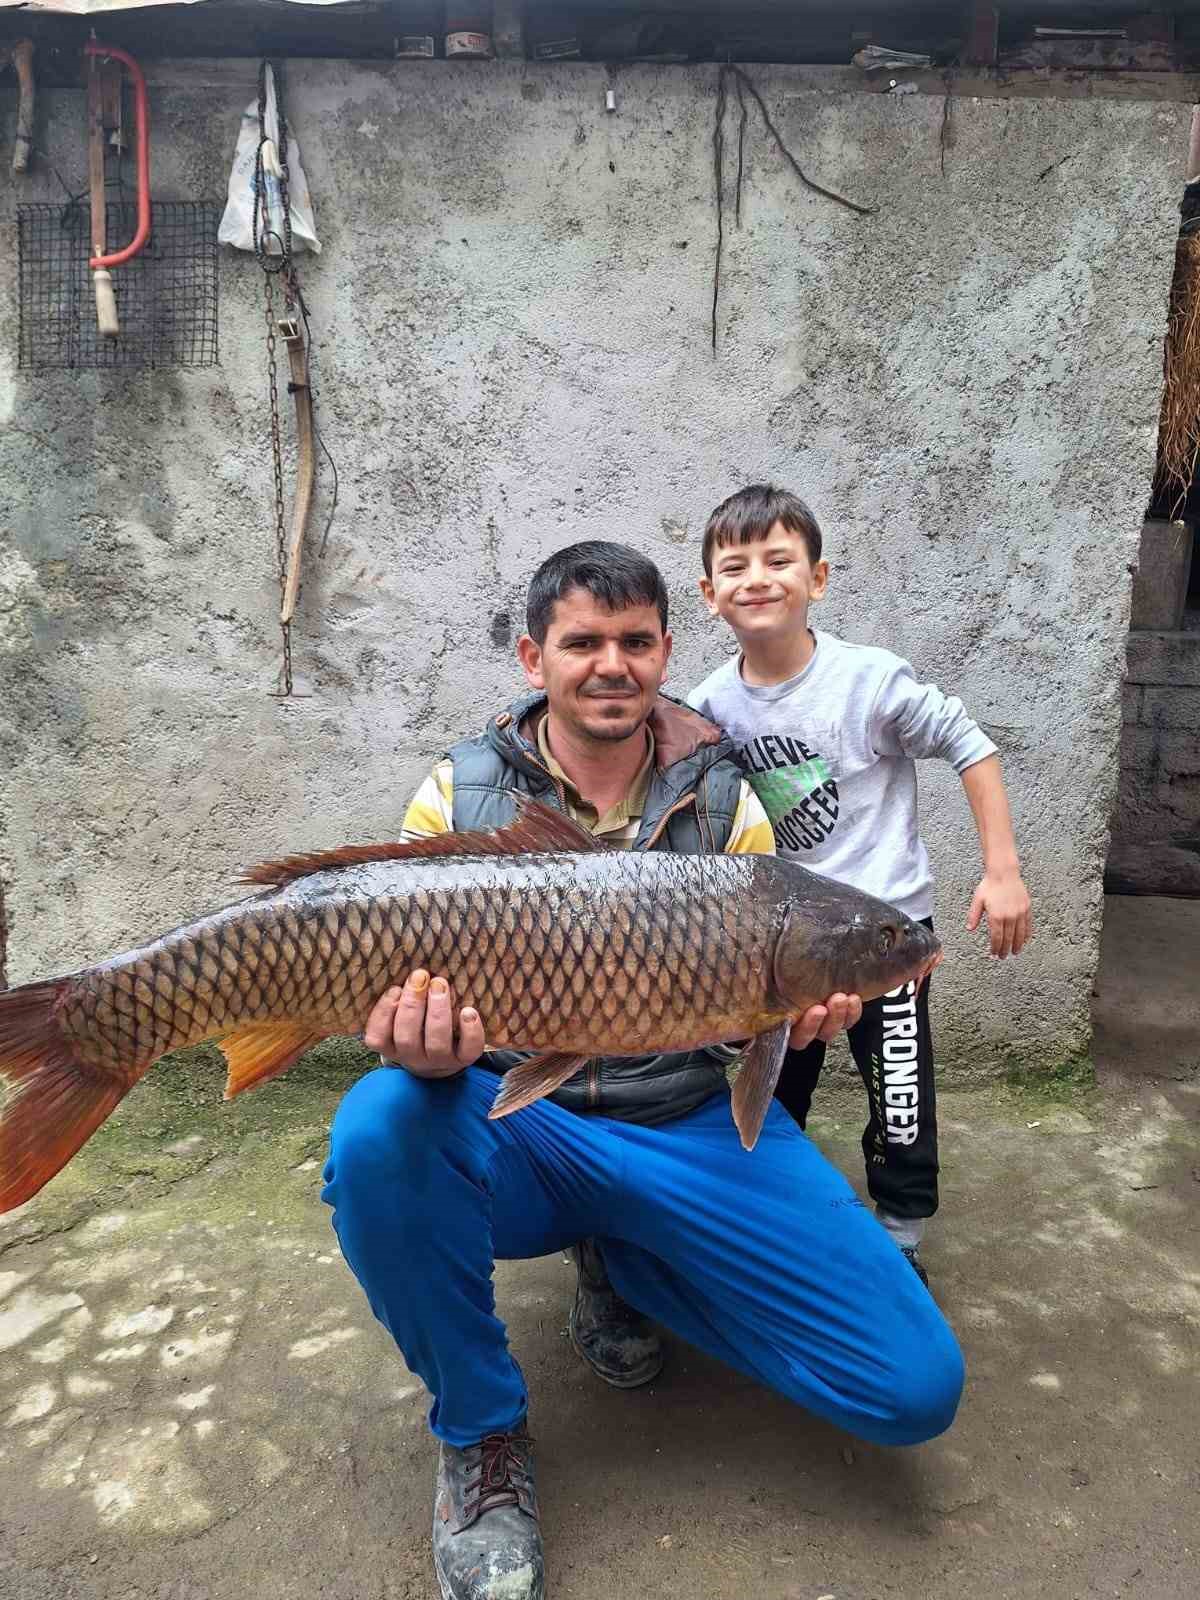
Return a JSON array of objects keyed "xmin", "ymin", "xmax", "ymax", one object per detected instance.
[
  {"xmin": 569, "ymin": 1238, "xmax": 663, "ymax": 1388},
  {"xmin": 433, "ymin": 1428, "xmax": 544, "ymax": 1600}
]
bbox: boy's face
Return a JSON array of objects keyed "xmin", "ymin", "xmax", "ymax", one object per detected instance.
[
  {"xmin": 700, "ymin": 522, "xmax": 828, "ymax": 641},
  {"xmin": 517, "ymin": 587, "xmax": 672, "ymax": 746}
]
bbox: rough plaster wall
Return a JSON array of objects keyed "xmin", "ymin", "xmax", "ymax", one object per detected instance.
[{"xmin": 0, "ymin": 63, "xmax": 1185, "ymax": 1078}]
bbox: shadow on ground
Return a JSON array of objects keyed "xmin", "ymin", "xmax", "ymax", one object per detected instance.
[{"xmin": 1, "ymin": 899, "xmax": 1197, "ymax": 1600}]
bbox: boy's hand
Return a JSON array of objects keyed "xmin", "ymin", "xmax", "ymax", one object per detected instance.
[
  {"xmin": 365, "ymin": 970, "xmax": 486, "ymax": 1077},
  {"xmin": 789, "ymin": 993, "xmax": 862, "ymax": 1048},
  {"xmin": 967, "ymin": 872, "xmax": 1032, "ymax": 959}
]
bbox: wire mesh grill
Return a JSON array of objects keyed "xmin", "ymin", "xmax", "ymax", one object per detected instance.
[{"xmin": 17, "ymin": 201, "xmax": 220, "ymax": 371}]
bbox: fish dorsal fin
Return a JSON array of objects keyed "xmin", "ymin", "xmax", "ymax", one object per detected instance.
[{"xmin": 239, "ymin": 795, "xmax": 596, "ymax": 891}]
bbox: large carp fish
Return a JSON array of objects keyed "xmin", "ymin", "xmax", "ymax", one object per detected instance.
[{"xmin": 0, "ymin": 798, "xmax": 940, "ymax": 1212}]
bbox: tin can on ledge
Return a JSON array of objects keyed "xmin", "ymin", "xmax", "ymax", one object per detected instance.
[
  {"xmin": 396, "ymin": 35, "xmax": 437, "ymax": 59},
  {"xmin": 446, "ymin": 10, "xmax": 494, "ymax": 58},
  {"xmin": 396, "ymin": 2, "xmax": 441, "ymax": 57}
]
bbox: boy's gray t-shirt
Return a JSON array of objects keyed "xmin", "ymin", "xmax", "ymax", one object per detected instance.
[{"xmin": 688, "ymin": 629, "xmax": 996, "ymax": 920}]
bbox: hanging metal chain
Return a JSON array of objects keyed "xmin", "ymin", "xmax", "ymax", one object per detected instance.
[
  {"xmin": 263, "ymin": 270, "xmax": 293, "ymax": 695},
  {"xmin": 275, "ymin": 72, "xmax": 296, "ymax": 310},
  {"xmin": 255, "ymin": 59, "xmax": 297, "ymax": 696}
]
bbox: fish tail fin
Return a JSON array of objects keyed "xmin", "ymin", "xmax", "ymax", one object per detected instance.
[{"xmin": 0, "ymin": 979, "xmax": 130, "ymax": 1213}]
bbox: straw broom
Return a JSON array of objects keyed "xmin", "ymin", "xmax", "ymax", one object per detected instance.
[{"xmin": 1155, "ymin": 110, "xmax": 1200, "ymax": 515}]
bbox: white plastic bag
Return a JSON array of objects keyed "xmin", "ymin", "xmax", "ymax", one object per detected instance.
[{"xmin": 218, "ymin": 64, "xmax": 321, "ymax": 255}]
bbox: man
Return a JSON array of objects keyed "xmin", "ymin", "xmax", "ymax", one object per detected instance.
[{"xmin": 322, "ymin": 542, "xmax": 964, "ymax": 1600}]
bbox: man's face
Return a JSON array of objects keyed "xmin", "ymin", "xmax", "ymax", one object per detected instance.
[
  {"xmin": 700, "ymin": 522, "xmax": 828, "ymax": 641},
  {"xmin": 517, "ymin": 587, "xmax": 672, "ymax": 745}
]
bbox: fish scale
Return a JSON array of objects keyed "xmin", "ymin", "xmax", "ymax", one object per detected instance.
[
  {"xmin": 56, "ymin": 852, "xmax": 765, "ymax": 1075},
  {"xmin": 0, "ymin": 798, "xmax": 941, "ymax": 1214}
]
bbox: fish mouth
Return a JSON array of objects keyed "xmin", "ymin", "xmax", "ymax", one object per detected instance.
[
  {"xmin": 909, "ymin": 941, "xmax": 943, "ymax": 990},
  {"xmin": 871, "ymin": 933, "xmax": 942, "ymax": 998},
  {"xmin": 916, "ymin": 948, "xmax": 942, "ymax": 985}
]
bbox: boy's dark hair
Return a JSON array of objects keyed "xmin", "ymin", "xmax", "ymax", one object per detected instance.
[
  {"xmin": 526, "ymin": 541, "xmax": 669, "ymax": 644},
  {"xmin": 701, "ymin": 484, "xmax": 823, "ymax": 576}
]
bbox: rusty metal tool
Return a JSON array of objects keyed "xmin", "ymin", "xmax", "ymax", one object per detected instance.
[{"xmin": 84, "ymin": 40, "xmax": 151, "ymax": 339}]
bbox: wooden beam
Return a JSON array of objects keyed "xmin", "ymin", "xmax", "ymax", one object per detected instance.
[{"xmin": 94, "ymin": 57, "xmax": 1200, "ymax": 108}]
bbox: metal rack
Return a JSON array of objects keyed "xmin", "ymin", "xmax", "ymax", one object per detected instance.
[{"xmin": 17, "ymin": 199, "xmax": 220, "ymax": 371}]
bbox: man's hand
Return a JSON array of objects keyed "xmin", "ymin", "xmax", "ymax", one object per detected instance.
[
  {"xmin": 364, "ymin": 969, "xmax": 486, "ymax": 1077},
  {"xmin": 967, "ymin": 871, "xmax": 1032, "ymax": 959},
  {"xmin": 788, "ymin": 993, "xmax": 862, "ymax": 1050}
]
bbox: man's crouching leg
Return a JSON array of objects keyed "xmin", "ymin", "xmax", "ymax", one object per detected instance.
[
  {"xmin": 592, "ymin": 1097, "xmax": 965, "ymax": 1451},
  {"xmin": 322, "ymin": 1066, "xmax": 544, "ymax": 1600}
]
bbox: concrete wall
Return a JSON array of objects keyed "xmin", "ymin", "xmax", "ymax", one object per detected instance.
[{"xmin": 0, "ymin": 62, "xmax": 1187, "ymax": 1079}]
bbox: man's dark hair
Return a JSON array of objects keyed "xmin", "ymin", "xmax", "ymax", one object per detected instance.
[
  {"xmin": 701, "ymin": 484, "xmax": 823, "ymax": 576},
  {"xmin": 526, "ymin": 541, "xmax": 669, "ymax": 644}
]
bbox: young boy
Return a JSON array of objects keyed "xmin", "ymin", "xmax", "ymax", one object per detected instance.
[{"xmin": 688, "ymin": 484, "xmax": 1031, "ymax": 1286}]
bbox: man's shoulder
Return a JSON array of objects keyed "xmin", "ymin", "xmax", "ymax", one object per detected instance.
[
  {"xmin": 445, "ymin": 690, "xmax": 546, "ymax": 759},
  {"xmin": 400, "ymin": 759, "xmax": 454, "ymax": 840},
  {"xmin": 725, "ymin": 781, "xmax": 775, "ymax": 856}
]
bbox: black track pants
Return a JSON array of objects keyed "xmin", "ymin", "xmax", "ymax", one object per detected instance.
[{"xmin": 774, "ymin": 926, "xmax": 938, "ymax": 1221}]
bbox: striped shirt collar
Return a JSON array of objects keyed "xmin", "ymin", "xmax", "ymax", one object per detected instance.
[{"xmin": 535, "ymin": 713, "xmax": 655, "ymax": 843}]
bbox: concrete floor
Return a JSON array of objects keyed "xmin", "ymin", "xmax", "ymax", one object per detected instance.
[
  {"xmin": 1, "ymin": 897, "xmax": 1197, "ymax": 1600},
  {"xmin": 1090, "ymin": 895, "xmax": 1200, "ymax": 1082}
]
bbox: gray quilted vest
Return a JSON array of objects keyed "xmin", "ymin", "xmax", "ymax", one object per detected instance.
[{"xmin": 449, "ymin": 690, "xmax": 745, "ymax": 1126}]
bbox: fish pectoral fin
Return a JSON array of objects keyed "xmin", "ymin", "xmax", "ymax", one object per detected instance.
[
  {"xmin": 730, "ymin": 1021, "xmax": 792, "ymax": 1152},
  {"xmin": 488, "ymin": 1052, "xmax": 591, "ymax": 1121},
  {"xmin": 216, "ymin": 1022, "xmax": 323, "ymax": 1100}
]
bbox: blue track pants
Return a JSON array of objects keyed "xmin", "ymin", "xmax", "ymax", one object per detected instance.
[{"xmin": 321, "ymin": 1067, "xmax": 964, "ymax": 1450}]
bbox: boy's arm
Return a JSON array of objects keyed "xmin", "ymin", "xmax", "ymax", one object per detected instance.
[
  {"xmin": 960, "ymin": 754, "xmax": 1032, "ymax": 959},
  {"xmin": 870, "ymin": 661, "xmax": 996, "ymax": 772},
  {"xmin": 872, "ymin": 663, "xmax": 1031, "ymax": 959}
]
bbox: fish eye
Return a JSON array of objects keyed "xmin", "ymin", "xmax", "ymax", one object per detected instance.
[{"xmin": 878, "ymin": 926, "xmax": 896, "ymax": 955}]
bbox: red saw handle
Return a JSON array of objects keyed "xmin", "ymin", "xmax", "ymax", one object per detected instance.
[{"xmin": 84, "ymin": 41, "xmax": 150, "ymax": 268}]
